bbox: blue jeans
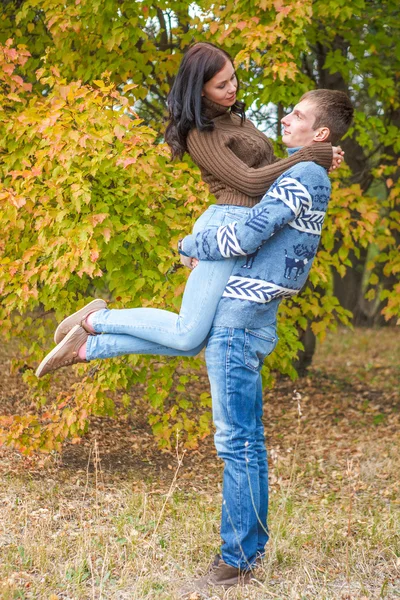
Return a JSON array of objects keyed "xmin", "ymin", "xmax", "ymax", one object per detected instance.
[
  {"xmin": 86, "ymin": 205, "xmax": 250, "ymax": 360},
  {"xmin": 87, "ymin": 323, "xmax": 277, "ymax": 570},
  {"xmin": 205, "ymin": 325, "xmax": 277, "ymax": 570}
]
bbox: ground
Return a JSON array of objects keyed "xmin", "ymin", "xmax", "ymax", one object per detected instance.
[{"xmin": 0, "ymin": 328, "xmax": 399, "ymax": 599}]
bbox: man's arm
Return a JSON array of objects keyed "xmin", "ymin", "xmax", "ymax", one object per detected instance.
[{"xmin": 181, "ymin": 172, "xmax": 314, "ymax": 261}]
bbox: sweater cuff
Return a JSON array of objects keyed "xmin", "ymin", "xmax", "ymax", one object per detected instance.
[
  {"xmin": 181, "ymin": 235, "xmax": 196, "ymax": 258},
  {"xmin": 309, "ymin": 143, "xmax": 332, "ymax": 170}
]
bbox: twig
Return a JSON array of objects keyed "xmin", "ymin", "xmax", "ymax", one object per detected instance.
[{"xmin": 132, "ymin": 431, "xmax": 186, "ymax": 599}]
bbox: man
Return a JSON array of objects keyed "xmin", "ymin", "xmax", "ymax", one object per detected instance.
[{"xmin": 178, "ymin": 89, "xmax": 353, "ymax": 597}]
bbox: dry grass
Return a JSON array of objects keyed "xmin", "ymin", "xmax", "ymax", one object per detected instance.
[{"xmin": 0, "ymin": 327, "xmax": 399, "ymax": 599}]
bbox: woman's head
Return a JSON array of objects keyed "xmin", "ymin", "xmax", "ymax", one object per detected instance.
[
  {"xmin": 165, "ymin": 43, "xmax": 245, "ymax": 159},
  {"xmin": 202, "ymin": 59, "xmax": 238, "ymax": 106}
]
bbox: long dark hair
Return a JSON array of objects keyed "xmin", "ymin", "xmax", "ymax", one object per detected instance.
[{"xmin": 165, "ymin": 42, "xmax": 246, "ymax": 160}]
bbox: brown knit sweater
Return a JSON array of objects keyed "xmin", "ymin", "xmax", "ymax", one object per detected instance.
[{"xmin": 186, "ymin": 98, "xmax": 333, "ymax": 207}]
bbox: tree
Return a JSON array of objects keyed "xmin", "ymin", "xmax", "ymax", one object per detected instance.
[
  {"xmin": 0, "ymin": 0, "xmax": 398, "ymax": 454},
  {"xmin": 204, "ymin": 0, "xmax": 399, "ymax": 365}
]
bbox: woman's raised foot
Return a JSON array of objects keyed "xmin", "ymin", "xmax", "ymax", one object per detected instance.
[
  {"xmin": 54, "ymin": 298, "xmax": 107, "ymax": 344},
  {"xmin": 36, "ymin": 325, "xmax": 89, "ymax": 378}
]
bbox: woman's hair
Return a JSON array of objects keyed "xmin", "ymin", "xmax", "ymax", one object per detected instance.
[{"xmin": 165, "ymin": 42, "xmax": 246, "ymax": 160}]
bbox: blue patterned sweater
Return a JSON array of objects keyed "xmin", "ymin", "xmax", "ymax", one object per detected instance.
[{"xmin": 182, "ymin": 157, "xmax": 331, "ymax": 329}]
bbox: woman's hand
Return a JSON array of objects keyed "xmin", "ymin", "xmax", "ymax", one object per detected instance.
[{"xmin": 329, "ymin": 146, "xmax": 345, "ymax": 173}]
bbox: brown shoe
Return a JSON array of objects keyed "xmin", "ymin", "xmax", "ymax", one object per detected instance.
[
  {"xmin": 54, "ymin": 299, "xmax": 107, "ymax": 344},
  {"xmin": 36, "ymin": 325, "xmax": 89, "ymax": 378},
  {"xmin": 178, "ymin": 556, "xmax": 252, "ymax": 599}
]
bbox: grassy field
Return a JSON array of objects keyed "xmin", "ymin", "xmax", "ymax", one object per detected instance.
[{"xmin": 0, "ymin": 328, "xmax": 399, "ymax": 599}]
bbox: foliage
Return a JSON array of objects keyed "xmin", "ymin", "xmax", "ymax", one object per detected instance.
[
  {"xmin": 0, "ymin": 40, "xmax": 210, "ymax": 453},
  {"xmin": 0, "ymin": 0, "xmax": 399, "ymax": 454},
  {"xmin": 364, "ymin": 167, "xmax": 400, "ymax": 322},
  {"xmin": 0, "ymin": 0, "xmax": 195, "ymax": 128}
]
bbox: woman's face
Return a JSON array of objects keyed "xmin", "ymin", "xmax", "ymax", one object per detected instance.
[{"xmin": 202, "ymin": 60, "xmax": 238, "ymax": 107}]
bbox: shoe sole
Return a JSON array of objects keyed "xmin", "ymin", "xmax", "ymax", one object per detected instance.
[
  {"xmin": 54, "ymin": 299, "xmax": 107, "ymax": 344},
  {"xmin": 36, "ymin": 324, "xmax": 82, "ymax": 378}
]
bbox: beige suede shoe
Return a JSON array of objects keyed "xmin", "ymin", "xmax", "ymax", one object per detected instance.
[
  {"xmin": 54, "ymin": 299, "xmax": 107, "ymax": 344},
  {"xmin": 36, "ymin": 325, "xmax": 89, "ymax": 378},
  {"xmin": 178, "ymin": 556, "xmax": 253, "ymax": 599}
]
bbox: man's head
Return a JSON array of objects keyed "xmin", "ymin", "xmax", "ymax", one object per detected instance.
[{"xmin": 281, "ymin": 89, "xmax": 354, "ymax": 148}]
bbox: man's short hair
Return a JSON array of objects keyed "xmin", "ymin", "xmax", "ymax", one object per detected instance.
[{"xmin": 300, "ymin": 89, "xmax": 354, "ymax": 144}]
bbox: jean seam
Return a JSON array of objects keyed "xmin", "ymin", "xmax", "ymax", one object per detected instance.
[
  {"xmin": 244, "ymin": 331, "xmax": 262, "ymax": 372},
  {"xmin": 91, "ymin": 310, "xmax": 103, "ymax": 333},
  {"xmin": 225, "ymin": 328, "xmax": 242, "ymax": 559},
  {"xmin": 86, "ymin": 332, "xmax": 180, "ymax": 361},
  {"xmin": 86, "ymin": 335, "xmax": 95, "ymax": 361},
  {"xmin": 244, "ymin": 331, "xmax": 276, "ymax": 371},
  {"xmin": 244, "ymin": 328, "xmax": 276, "ymax": 343}
]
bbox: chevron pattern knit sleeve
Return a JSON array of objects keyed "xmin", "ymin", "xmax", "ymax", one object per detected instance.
[
  {"xmin": 187, "ymin": 128, "xmax": 332, "ymax": 197},
  {"xmin": 182, "ymin": 175, "xmax": 313, "ymax": 260}
]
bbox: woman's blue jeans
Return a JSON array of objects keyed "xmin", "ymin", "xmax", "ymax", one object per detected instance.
[
  {"xmin": 86, "ymin": 205, "xmax": 250, "ymax": 360},
  {"xmin": 205, "ymin": 325, "xmax": 277, "ymax": 570}
]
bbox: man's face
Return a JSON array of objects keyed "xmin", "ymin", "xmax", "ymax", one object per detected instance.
[{"xmin": 281, "ymin": 99, "xmax": 322, "ymax": 148}]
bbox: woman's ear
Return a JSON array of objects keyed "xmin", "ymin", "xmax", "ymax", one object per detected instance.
[{"xmin": 313, "ymin": 126, "xmax": 330, "ymax": 142}]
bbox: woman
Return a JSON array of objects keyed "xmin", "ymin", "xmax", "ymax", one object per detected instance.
[{"xmin": 36, "ymin": 42, "xmax": 341, "ymax": 376}]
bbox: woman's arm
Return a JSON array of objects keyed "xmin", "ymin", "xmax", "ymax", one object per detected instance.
[
  {"xmin": 187, "ymin": 128, "xmax": 332, "ymax": 197},
  {"xmin": 181, "ymin": 162, "xmax": 328, "ymax": 261}
]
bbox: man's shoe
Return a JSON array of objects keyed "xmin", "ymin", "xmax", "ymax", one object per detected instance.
[
  {"xmin": 178, "ymin": 556, "xmax": 252, "ymax": 599},
  {"xmin": 36, "ymin": 325, "xmax": 89, "ymax": 378},
  {"xmin": 54, "ymin": 299, "xmax": 107, "ymax": 344}
]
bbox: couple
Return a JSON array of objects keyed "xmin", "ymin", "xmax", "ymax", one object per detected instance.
[{"xmin": 36, "ymin": 43, "xmax": 353, "ymax": 597}]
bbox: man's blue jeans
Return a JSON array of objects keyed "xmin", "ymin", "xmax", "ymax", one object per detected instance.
[
  {"xmin": 205, "ymin": 325, "xmax": 277, "ymax": 570},
  {"xmin": 86, "ymin": 320, "xmax": 277, "ymax": 571}
]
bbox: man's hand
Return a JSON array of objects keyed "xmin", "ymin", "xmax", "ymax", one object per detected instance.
[
  {"xmin": 180, "ymin": 254, "xmax": 193, "ymax": 269},
  {"xmin": 329, "ymin": 146, "xmax": 345, "ymax": 172},
  {"xmin": 180, "ymin": 255, "xmax": 199, "ymax": 269}
]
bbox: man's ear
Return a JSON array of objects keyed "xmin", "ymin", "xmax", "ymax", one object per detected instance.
[{"xmin": 313, "ymin": 127, "xmax": 330, "ymax": 142}]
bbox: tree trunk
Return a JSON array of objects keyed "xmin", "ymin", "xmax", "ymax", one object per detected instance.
[
  {"xmin": 332, "ymin": 247, "xmax": 371, "ymax": 325},
  {"xmin": 293, "ymin": 323, "xmax": 316, "ymax": 377},
  {"xmin": 296, "ymin": 35, "xmax": 373, "ymax": 372}
]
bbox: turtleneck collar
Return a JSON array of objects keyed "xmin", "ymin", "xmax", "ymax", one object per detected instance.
[
  {"xmin": 287, "ymin": 147, "xmax": 302, "ymax": 155},
  {"xmin": 201, "ymin": 96, "xmax": 231, "ymax": 120}
]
